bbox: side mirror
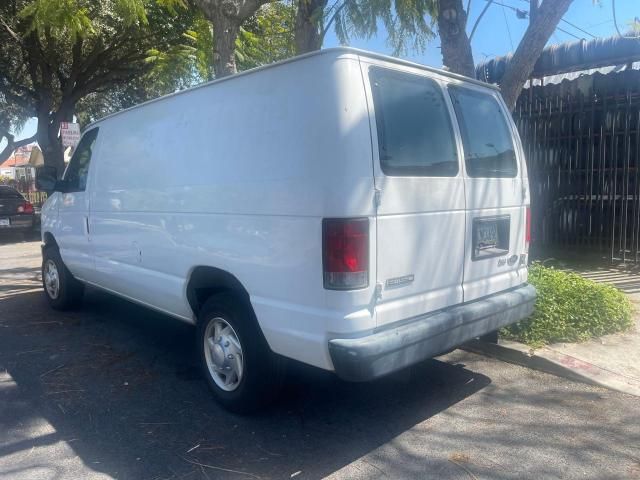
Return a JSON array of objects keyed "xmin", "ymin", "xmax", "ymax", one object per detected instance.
[{"xmin": 36, "ymin": 165, "xmax": 59, "ymax": 193}]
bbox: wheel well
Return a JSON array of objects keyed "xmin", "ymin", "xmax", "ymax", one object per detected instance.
[
  {"xmin": 186, "ymin": 266, "xmax": 251, "ymax": 317},
  {"xmin": 43, "ymin": 232, "xmax": 58, "ymax": 250}
]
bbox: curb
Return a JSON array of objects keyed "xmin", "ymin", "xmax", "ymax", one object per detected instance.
[{"xmin": 462, "ymin": 339, "xmax": 640, "ymax": 397}]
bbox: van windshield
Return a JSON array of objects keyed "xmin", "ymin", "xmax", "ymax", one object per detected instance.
[
  {"xmin": 449, "ymin": 86, "xmax": 518, "ymax": 178},
  {"xmin": 369, "ymin": 67, "xmax": 458, "ymax": 177}
]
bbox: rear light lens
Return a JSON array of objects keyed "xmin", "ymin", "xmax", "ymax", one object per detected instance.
[
  {"xmin": 525, "ymin": 206, "xmax": 531, "ymax": 252},
  {"xmin": 323, "ymin": 218, "xmax": 369, "ymax": 290},
  {"xmin": 17, "ymin": 202, "xmax": 34, "ymax": 214}
]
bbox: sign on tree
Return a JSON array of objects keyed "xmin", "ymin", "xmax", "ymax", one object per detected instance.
[{"xmin": 60, "ymin": 122, "xmax": 81, "ymax": 148}]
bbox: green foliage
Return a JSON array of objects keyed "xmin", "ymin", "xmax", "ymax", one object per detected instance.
[
  {"xmin": 187, "ymin": 14, "xmax": 216, "ymax": 81},
  {"xmin": 503, "ymin": 263, "xmax": 634, "ymax": 347},
  {"xmin": 74, "ymin": 3, "xmax": 296, "ymax": 125},
  {"xmin": 0, "ymin": 0, "xmax": 206, "ymax": 168},
  {"xmin": 19, "ymin": 0, "xmax": 95, "ymax": 40},
  {"xmin": 3, "ymin": 1, "xmax": 197, "ymax": 98},
  {"xmin": 75, "ymin": 10, "xmax": 205, "ymax": 125},
  {"xmin": 332, "ymin": 0, "xmax": 437, "ymax": 55},
  {"xmin": 19, "ymin": 0, "xmax": 187, "ymax": 37},
  {"xmin": 4, "ymin": 0, "xmax": 293, "ymax": 122},
  {"xmin": 0, "ymin": 98, "xmax": 29, "ymax": 139},
  {"xmin": 236, "ymin": 3, "xmax": 296, "ymax": 71}
]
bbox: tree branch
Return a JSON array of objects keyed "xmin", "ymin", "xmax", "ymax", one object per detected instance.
[
  {"xmin": 70, "ymin": 65, "xmax": 147, "ymax": 104},
  {"xmin": 237, "ymin": 0, "xmax": 277, "ymax": 21},
  {"xmin": 0, "ymin": 14, "xmax": 23, "ymax": 45},
  {"xmin": 469, "ymin": 0, "xmax": 493, "ymax": 42},
  {"xmin": 0, "ymin": 82, "xmax": 37, "ymax": 114},
  {"xmin": 0, "ymin": 70, "xmax": 37, "ymax": 103},
  {"xmin": 499, "ymin": 0, "xmax": 573, "ymax": 110},
  {"xmin": 321, "ymin": 0, "xmax": 350, "ymax": 41},
  {"xmin": 0, "ymin": 132, "xmax": 37, "ymax": 164}
]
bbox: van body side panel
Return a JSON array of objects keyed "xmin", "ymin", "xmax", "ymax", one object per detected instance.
[
  {"xmin": 88, "ymin": 53, "xmax": 375, "ymax": 370},
  {"xmin": 360, "ymin": 59, "xmax": 466, "ymax": 328},
  {"xmin": 55, "ymin": 189, "xmax": 93, "ymax": 278}
]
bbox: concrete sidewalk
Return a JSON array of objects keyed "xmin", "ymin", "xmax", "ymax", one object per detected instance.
[
  {"xmin": 466, "ymin": 320, "xmax": 640, "ymax": 396},
  {"xmin": 467, "ymin": 263, "xmax": 640, "ymax": 397}
]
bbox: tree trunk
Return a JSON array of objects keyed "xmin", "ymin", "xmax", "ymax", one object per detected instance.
[
  {"xmin": 211, "ymin": 11, "xmax": 241, "ymax": 77},
  {"xmin": 529, "ymin": 0, "xmax": 539, "ymax": 24},
  {"xmin": 294, "ymin": 0, "xmax": 328, "ymax": 54},
  {"xmin": 499, "ymin": 0, "xmax": 573, "ymax": 110},
  {"xmin": 192, "ymin": 0, "xmax": 275, "ymax": 78},
  {"xmin": 437, "ymin": 0, "xmax": 475, "ymax": 78},
  {"xmin": 36, "ymin": 110, "xmax": 65, "ymax": 177}
]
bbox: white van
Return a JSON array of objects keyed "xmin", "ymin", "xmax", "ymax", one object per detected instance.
[{"xmin": 38, "ymin": 48, "xmax": 535, "ymax": 412}]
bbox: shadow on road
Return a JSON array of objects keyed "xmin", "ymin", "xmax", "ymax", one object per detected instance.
[
  {"xmin": 0, "ymin": 231, "xmax": 40, "ymax": 246},
  {"xmin": 1, "ymin": 286, "xmax": 639, "ymax": 479},
  {"xmin": 0, "ymin": 288, "xmax": 492, "ymax": 480}
]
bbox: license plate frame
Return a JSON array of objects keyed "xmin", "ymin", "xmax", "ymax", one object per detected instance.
[
  {"xmin": 0, "ymin": 218, "xmax": 10, "ymax": 227},
  {"xmin": 472, "ymin": 215, "xmax": 510, "ymax": 260}
]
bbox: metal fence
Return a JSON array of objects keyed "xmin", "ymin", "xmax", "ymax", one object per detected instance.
[
  {"xmin": 22, "ymin": 191, "xmax": 48, "ymax": 208},
  {"xmin": 514, "ymin": 69, "xmax": 640, "ymax": 262}
]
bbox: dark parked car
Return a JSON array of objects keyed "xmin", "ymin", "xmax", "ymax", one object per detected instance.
[{"xmin": 0, "ymin": 186, "xmax": 36, "ymax": 234}]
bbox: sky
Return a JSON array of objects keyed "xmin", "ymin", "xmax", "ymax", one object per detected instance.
[
  {"xmin": 323, "ymin": 0, "xmax": 639, "ymax": 67},
  {"xmin": 5, "ymin": 0, "xmax": 639, "ymax": 146}
]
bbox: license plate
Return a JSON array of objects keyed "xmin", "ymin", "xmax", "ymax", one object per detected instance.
[
  {"xmin": 472, "ymin": 216, "xmax": 510, "ymax": 260},
  {"xmin": 477, "ymin": 222, "xmax": 498, "ymax": 250},
  {"xmin": 0, "ymin": 218, "xmax": 9, "ymax": 227}
]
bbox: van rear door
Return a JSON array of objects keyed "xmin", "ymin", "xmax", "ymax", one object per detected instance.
[
  {"xmin": 363, "ymin": 64, "xmax": 466, "ymax": 328},
  {"xmin": 448, "ymin": 85, "xmax": 529, "ymax": 302}
]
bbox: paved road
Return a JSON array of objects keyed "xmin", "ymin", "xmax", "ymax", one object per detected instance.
[{"xmin": 0, "ymin": 239, "xmax": 638, "ymax": 480}]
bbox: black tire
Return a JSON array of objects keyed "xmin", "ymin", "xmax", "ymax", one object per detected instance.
[
  {"xmin": 42, "ymin": 245, "xmax": 84, "ymax": 310},
  {"xmin": 197, "ymin": 292, "xmax": 284, "ymax": 413}
]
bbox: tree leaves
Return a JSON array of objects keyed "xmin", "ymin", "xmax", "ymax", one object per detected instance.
[
  {"xmin": 235, "ymin": 3, "xmax": 296, "ymax": 71},
  {"xmin": 19, "ymin": 0, "xmax": 94, "ymax": 41},
  {"xmin": 331, "ymin": 0, "xmax": 436, "ymax": 56}
]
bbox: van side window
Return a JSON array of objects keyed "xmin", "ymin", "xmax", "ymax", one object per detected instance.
[
  {"xmin": 63, "ymin": 128, "xmax": 99, "ymax": 192},
  {"xmin": 449, "ymin": 87, "xmax": 517, "ymax": 178},
  {"xmin": 369, "ymin": 68, "xmax": 458, "ymax": 177}
]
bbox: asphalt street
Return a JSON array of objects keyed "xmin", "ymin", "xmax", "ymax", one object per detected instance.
[{"xmin": 0, "ymin": 237, "xmax": 638, "ymax": 480}]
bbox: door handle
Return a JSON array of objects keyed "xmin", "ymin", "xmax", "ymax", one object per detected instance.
[{"xmin": 84, "ymin": 216, "xmax": 90, "ymax": 235}]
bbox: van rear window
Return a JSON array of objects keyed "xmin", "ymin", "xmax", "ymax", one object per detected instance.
[
  {"xmin": 369, "ymin": 68, "xmax": 458, "ymax": 177},
  {"xmin": 449, "ymin": 86, "xmax": 517, "ymax": 178}
]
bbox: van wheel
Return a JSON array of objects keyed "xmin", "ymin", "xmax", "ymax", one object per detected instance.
[
  {"xmin": 42, "ymin": 246, "xmax": 84, "ymax": 310},
  {"xmin": 197, "ymin": 293, "xmax": 284, "ymax": 413}
]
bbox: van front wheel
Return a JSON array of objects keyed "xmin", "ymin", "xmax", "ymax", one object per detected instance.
[
  {"xmin": 42, "ymin": 246, "xmax": 84, "ymax": 310},
  {"xmin": 197, "ymin": 293, "xmax": 284, "ymax": 413}
]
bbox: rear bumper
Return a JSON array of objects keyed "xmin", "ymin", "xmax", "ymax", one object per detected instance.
[{"xmin": 329, "ymin": 283, "xmax": 536, "ymax": 381}]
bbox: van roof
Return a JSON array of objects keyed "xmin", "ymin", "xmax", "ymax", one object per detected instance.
[{"xmin": 86, "ymin": 47, "xmax": 499, "ymax": 130}]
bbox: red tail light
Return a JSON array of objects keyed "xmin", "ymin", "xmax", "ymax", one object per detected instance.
[
  {"xmin": 525, "ymin": 206, "xmax": 531, "ymax": 251},
  {"xmin": 323, "ymin": 218, "xmax": 369, "ymax": 290},
  {"xmin": 17, "ymin": 202, "xmax": 34, "ymax": 214}
]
